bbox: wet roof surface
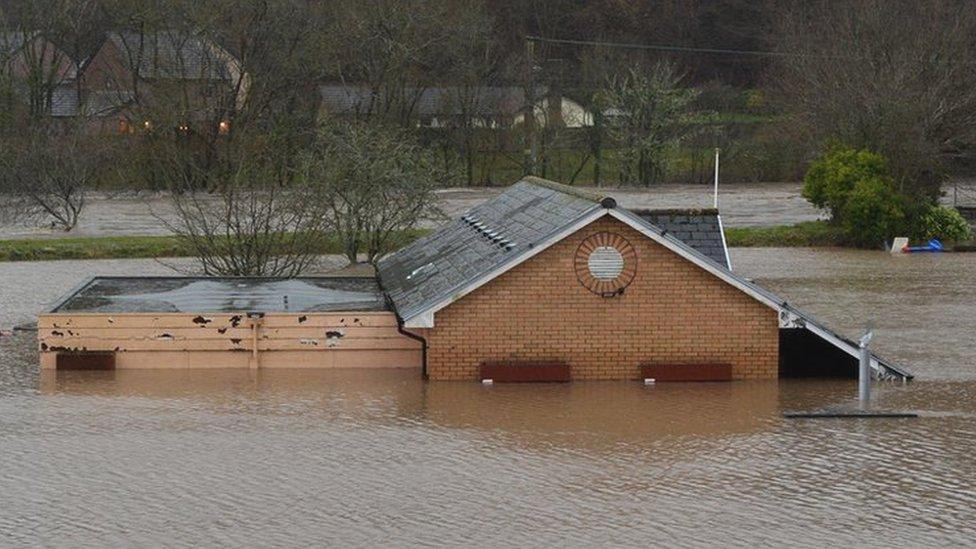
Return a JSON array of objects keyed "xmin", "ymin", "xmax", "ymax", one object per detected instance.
[
  {"xmin": 378, "ymin": 178, "xmax": 602, "ymax": 321},
  {"xmin": 377, "ymin": 178, "xmax": 732, "ymax": 322},
  {"xmin": 634, "ymin": 210, "xmax": 729, "ymax": 269},
  {"xmin": 52, "ymin": 277, "xmax": 388, "ymax": 314}
]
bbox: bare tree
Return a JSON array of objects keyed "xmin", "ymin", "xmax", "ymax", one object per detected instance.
[
  {"xmin": 771, "ymin": 0, "xmax": 976, "ymax": 200},
  {"xmin": 0, "ymin": 0, "xmax": 85, "ymax": 121},
  {"xmin": 436, "ymin": 2, "xmax": 500, "ymax": 186},
  {"xmin": 158, "ymin": 140, "xmax": 330, "ymax": 276},
  {"xmin": 601, "ymin": 62, "xmax": 700, "ymax": 186},
  {"xmin": 303, "ymin": 123, "xmax": 448, "ymax": 265},
  {"xmin": 326, "ymin": 0, "xmax": 470, "ymax": 126},
  {"xmin": 0, "ymin": 128, "xmax": 113, "ymax": 231},
  {"xmin": 105, "ymin": 0, "xmax": 326, "ymax": 190}
]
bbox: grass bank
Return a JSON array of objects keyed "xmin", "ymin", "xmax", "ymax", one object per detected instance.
[
  {"xmin": 0, "ymin": 223, "xmax": 843, "ymax": 262},
  {"xmin": 0, "ymin": 230, "xmax": 432, "ymax": 262},
  {"xmin": 724, "ymin": 221, "xmax": 844, "ymax": 247}
]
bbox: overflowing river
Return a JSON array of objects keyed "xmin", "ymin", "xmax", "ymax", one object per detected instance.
[{"xmin": 1, "ymin": 249, "xmax": 975, "ymax": 547}]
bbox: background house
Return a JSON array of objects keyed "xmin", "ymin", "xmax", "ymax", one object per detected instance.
[
  {"xmin": 0, "ymin": 29, "xmax": 245, "ymax": 135},
  {"xmin": 0, "ymin": 30, "xmax": 81, "ymax": 123},
  {"xmin": 318, "ymin": 84, "xmax": 588, "ymax": 130},
  {"xmin": 81, "ymin": 30, "xmax": 245, "ymax": 134}
]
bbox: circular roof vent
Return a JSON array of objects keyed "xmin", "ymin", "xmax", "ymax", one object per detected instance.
[
  {"xmin": 574, "ymin": 232, "xmax": 637, "ymax": 297},
  {"xmin": 588, "ymin": 246, "xmax": 624, "ymax": 280}
]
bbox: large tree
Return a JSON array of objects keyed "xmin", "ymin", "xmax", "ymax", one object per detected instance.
[
  {"xmin": 602, "ymin": 62, "xmax": 701, "ymax": 186},
  {"xmin": 303, "ymin": 122, "xmax": 448, "ymax": 265},
  {"xmin": 770, "ymin": 0, "xmax": 976, "ymax": 201}
]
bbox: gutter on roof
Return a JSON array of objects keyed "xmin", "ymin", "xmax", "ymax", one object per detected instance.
[{"xmin": 631, "ymin": 207, "xmax": 720, "ymax": 216}]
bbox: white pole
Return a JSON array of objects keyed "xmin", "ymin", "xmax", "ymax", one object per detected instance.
[
  {"xmin": 858, "ymin": 329, "xmax": 874, "ymax": 411},
  {"xmin": 713, "ymin": 147, "xmax": 720, "ymax": 209}
]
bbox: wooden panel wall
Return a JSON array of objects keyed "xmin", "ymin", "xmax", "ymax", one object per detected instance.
[{"xmin": 38, "ymin": 311, "xmax": 422, "ymax": 370}]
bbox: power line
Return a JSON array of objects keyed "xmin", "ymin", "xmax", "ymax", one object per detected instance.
[{"xmin": 525, "ymin": 35, "xmax": 789, "ymax": 59}]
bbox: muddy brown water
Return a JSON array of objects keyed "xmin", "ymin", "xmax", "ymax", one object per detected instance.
[{"xmin": 2, "ymin": 249, "xmax": 976, "ymax": 547}]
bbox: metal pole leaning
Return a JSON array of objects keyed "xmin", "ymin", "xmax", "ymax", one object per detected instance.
[{"xmin": 859, "ymin": 329, "xmax": 874, "ymax": 410}]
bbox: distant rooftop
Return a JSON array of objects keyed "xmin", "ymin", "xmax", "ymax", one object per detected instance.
[
  {"xmin": 51, "ymin": 277, "xmax": 389, "ymax": 314},
  {"xmin": 318, "ymin": 84, "xmax": 544, "ymax": 117}
]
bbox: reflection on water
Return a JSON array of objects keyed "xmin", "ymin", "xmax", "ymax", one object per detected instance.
[
  {"xmin": 3, "ymin": 247, "xmax": 976, "ymax": 546},
  {"xmin": 1, "ymin": 332, "xmax": 975, "ymax": 547}
]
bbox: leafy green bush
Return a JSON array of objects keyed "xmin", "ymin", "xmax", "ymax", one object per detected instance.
[
  {"xmin": 915, "ymin": 205, "xmax": 972, "ymax": 242},
  {"xmin": 839, "ymin": 178, "xmax": 905, "ymax": 247},
  {"xmin": 803, "ymin": 146, "xmax": 892, "ymax": 219},
  {"xmin": 803, "ymin": 145, "xmax": 909, "ymax": 247}
]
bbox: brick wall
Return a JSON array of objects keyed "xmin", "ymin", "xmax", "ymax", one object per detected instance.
[{"xmin": 415, "ymin": 216, "xmax": 779, "ymax": 381}]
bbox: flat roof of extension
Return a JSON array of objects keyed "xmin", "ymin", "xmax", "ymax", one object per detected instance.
[{"xmin": 48, "ymin": 277, "xmax": 390, "ymax": 314}]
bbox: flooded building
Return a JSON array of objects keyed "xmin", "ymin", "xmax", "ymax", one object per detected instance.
[
  {"xmin": 40, "ymin": 177, "xmax": 911, "ymax": 381},
  {"xmin": 39, "ymin": 277, "xmax": 421, "ymax": 370}
]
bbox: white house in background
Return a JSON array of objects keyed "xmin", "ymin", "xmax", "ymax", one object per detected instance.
[
  {"xmin": 318, "ymin": 84, "xmax": 599, "ymax": 130},
  {"xmin": 513, "ymin": 96, "xmax": 594, "ymax": 128}
]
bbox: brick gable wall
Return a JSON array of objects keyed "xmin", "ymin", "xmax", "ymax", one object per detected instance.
[{"xmin": 415, "ymin": 216, "xmax": 779, "ymax": 381}]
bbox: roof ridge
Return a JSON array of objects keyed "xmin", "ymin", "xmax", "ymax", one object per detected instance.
[
  {"xmin": 632, "ymin": 207, "xmax": 720, "ymax": 216},
  {"xmin": 519, "ymin": 176, "xmax": 615, "ymax": 207}
]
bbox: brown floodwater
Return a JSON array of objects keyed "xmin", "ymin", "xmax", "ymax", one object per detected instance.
[{"xmin": 2, "ymin": 249, "xmax": 976, "ymax": 547}]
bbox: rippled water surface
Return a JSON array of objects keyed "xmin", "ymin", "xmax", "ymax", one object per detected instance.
[{"xmin": 2, "ymin": 250, "xmax": 976, "ymax": 547}]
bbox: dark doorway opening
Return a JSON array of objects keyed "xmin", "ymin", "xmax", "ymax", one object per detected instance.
[{"xmin": 779, "ymin": 329, "xmax": 856, "ymax": 378}]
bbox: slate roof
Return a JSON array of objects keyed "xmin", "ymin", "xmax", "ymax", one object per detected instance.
[
  {"xmin": 377, "ymin": 177, "xmax": 731, "ymax": 322},
  {"xmin": 50, "ymin": 84, "xmax": 79, "ymax": 117},
  {"xmin": 109, "ymin": 31, "xmax": 229, "ymax": 80},
  {"xmin": 634, "ymin": 209, "xmax": 729, "ymax": 268},
  {"xmin": 378, "ymin": 178, "xmax": 604, "ymax": 321}
]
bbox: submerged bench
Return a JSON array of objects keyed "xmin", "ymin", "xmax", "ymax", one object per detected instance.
[
  {"xmin": 479, "ymin": 362, "xmax": 571, "ymax": 383},
  {"xmin": 639, "ymin": 363, "xmax": 733, "ymax": 382}
]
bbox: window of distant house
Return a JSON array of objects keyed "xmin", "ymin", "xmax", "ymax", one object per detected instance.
[{"xmin": 218, "ymin": 120, "xmax": 230, "ymax": 135}]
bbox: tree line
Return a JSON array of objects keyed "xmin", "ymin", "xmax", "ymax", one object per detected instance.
[{"xmin": 1, "ymin": 0, "xmax": 974, "ymax": 271}]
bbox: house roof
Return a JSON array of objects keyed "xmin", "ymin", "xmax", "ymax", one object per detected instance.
[
  {"xmin": 376, "ymin": 176, "xmax": 911, "ymax": 380},
  {"xmin": 108, "ymin": 31, "xmax": 229, "ymax": 80},
  {"xmin": 378, "ymin": 177, "xmax": 602, "ymax": 322},
  {"xmin": 319, "ymin": 85, "xmax": 536, "ymax": 118},
  {"xmin": 634, "ymin": 209, "xmax": 730, "ymax": 269},
  {"xmin": 49, "ymin": 276, "xmax": 389, "ymax": 314},
  {"xmin": 378, "ymin": 178, "xmax": 732, "ymax": 322},
  {"xmin": 0, "ymin": 31, "xmax": 78, "ymax": 79}
]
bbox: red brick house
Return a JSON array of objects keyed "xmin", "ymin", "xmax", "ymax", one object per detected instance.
[
  {"xmin": 79, "ymin": 31, "xmax": 245, "ymax": 134},
  {"xmin": 378, "ymin": 177, "xmax": 911, "ymax": 382}
]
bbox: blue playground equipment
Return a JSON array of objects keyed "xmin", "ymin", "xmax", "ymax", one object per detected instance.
[{"xmin": 904, "ymin": 239, "xmax": 944, "ymax": 253}]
